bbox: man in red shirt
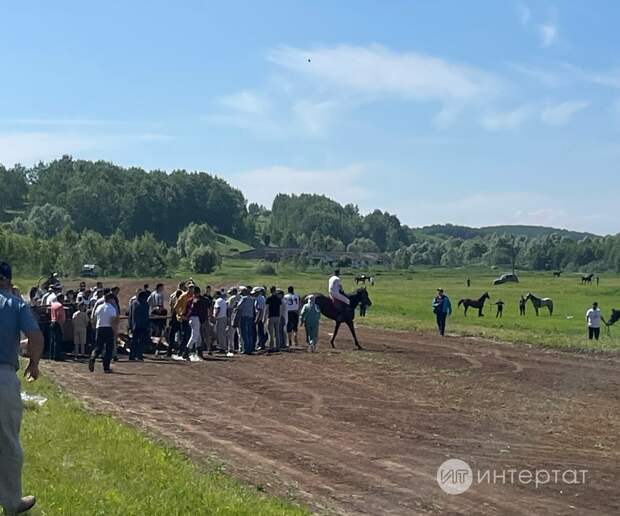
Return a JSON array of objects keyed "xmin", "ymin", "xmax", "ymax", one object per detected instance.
[{"xmin": 49, "ymin": 294, "xmax": 66, "ymax": 361}]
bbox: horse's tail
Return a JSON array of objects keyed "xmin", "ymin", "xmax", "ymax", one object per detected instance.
[{"xmin": 458, "ymin": 299, "xmax": 464, "ymax": 308}]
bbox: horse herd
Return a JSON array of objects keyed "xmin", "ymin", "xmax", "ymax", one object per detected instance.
[{"xmin": 457, "ymin": 292, "xmax": 553, "ymax": 316}]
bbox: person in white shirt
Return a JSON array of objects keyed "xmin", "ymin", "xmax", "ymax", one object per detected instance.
[
  {"xmin": 213, "ymin": 292, "xmax": 229, "ymax": 356},
  {"xmin": 586, "ymin": 302, "xmax": 606, "ymax": 341},
  {"xmin": 89, "ymin": 293, "xmax": 118, "ymax": 373},
  {"xmin": 328, "ymin": 269, "xmax": 349, "ymax": 308},
  {"xmin": 283, "ymin": 286, "xmax": 300, "ymax": 346}
]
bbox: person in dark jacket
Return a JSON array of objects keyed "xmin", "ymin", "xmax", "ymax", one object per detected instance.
[
  {"xmin": 432, "ymin": 288, "xmax": 452, "ymax": 337},
  {"xmin": 128, "ymin": 290, "xmax": 150, "ymax": 361}
]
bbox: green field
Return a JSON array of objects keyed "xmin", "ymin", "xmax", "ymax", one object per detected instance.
[
  {"xmin": 19, "ymin": 373, "xmax": 307, "ymax": 516},
  {"xmin": 14, "ymin": 262, "xmax": 620, "ymax": 351},
  {"xmin": 188, "ymin": 261, "xmax": 620, "ymax": 352}
]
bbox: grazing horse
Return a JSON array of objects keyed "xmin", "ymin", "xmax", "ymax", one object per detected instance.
[
  {"xmin": 605, "ymin": 309, "xmax": 619, "ymax": 334},
  {"xmin": 525, "ymin": 292, "xmax": 553, "ymax": 316},
  {"xmin": 458, "ymin": 292, "xmax": 490, "ymax": 317},
  {"xmin": 354, "ymin": 274, "xmax": 374, "ymax": 286},
  {"xmin": 308, "ymin": 288, "xmax": 372, "ymax": 349},
  {"xmin": 581, "ymin": 273, "xmax": 594, "ymax": 285},
  {"xmin": 553, "ymin": 271, "xmax": 562, "ymax": 278}
]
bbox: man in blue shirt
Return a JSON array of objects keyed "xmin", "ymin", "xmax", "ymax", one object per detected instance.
[
  {"xmin": 432, "ymin": 288, "xmax": 452, "ymax": 337},
  {"xmin": 0, "ymin": 261, "xmax": 43, "ymax": 514}
]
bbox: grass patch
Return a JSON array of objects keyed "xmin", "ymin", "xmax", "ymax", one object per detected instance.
[{"xmin": 20, "ymin": 373, "xmax": 307, "ymax": 516}]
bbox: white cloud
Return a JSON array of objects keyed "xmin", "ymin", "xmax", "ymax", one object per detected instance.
[
  {"xmin": 268, "ymin": 44, "xmax": 501, "ymax": 105},
  {"xmin": 292, "ymin": 100, "xmax": 337, "ymax": 135},
  {"xmin": 540, "ymin": 100, "xmax": 588, "ymax": 126},
  {"xmin": 230, "ymin": 164, "xmax": 369, "ymax": 208},
  {"xmin": 218, "ymin": 91, "xmax": 269, "ymax": 115},
  {"xmin": 0, "ymin": 132, "xmax": 92, "ymax": 166},
  {"xmin": 517, "ymin": 4, "xmax": 531, "ymax": 26},
  {"xmin": 539, "ymin": 23, "xmax": 557, "ymax": 47},
  {"xmin": 480, "ymin": 105, "xmax": 531, "ymax": 131}
]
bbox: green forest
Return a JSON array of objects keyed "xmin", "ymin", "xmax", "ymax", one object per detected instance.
[{"xmin": 1, "ymin": 156, "xmax": 619, "ymax": 276}]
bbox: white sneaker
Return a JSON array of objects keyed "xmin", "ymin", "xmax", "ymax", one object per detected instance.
[
  {"xmin": 226, "ymin": 352, "xmax": 234, "ymax": 358},
  {"xmin": 189, "ymin": 354, "xmax": 201, "ymax": 362},
  {"xmin": 172, "ymin": 354, "xmax": 184, "ymax": 361}
]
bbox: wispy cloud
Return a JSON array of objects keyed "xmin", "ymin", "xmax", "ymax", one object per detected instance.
[
  {"xmin": 539, "ymin": 22, "xmax": 558, "ymax": 47},
  {"xmin": 540, "ymin": 100, "xmax": 588, "ymax": 126},
  {"xmin": 231, "ymin": 164, "xmax": 369, "ymax": 208},
  {"xmin": 0, "ymin": 132, "xmax": 92, "ymax": 166},
  {"xmin": 481, "ymin": 105, "xmax": 531, "ymax": 131},
  {"xmin": 268, "ymin": 44, "xmax": 502, "ymax": 105},
  {"xmin": 517, "ymin": 4, "xmax": 531, "ymax": 26},
  {"xmin": 218, "ymin": 91, "xmax": 270, "ymax": 115},
  {"xmin": 509, "ymin": 63, "xmax": 562, "ymax": 87},
  {"xmin": 292, "ymin": 100, "xmax": 337, "ymax": 136},
  {"xmin": 0, "ymin": 118, "xmax": 125, "ymax": 127}
]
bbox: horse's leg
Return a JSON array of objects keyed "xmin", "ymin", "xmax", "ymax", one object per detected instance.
[
  {"xmin": 535, "ymin": 306, "xmax": 539, "ymax": 316},
  {"xmin": 464, "ymin": 305, "xmax": 468, "ymax": 317},
  {"xmin": 330, "ymin": 321, "xmax": 341, "ymax": 348},
  {"xmin": 478, "ymin": 306, "xmax": 483, "ymax": 317},
  {"xmin": 346, "ymin": 320, "xmax": 362, "ymax": 350}
]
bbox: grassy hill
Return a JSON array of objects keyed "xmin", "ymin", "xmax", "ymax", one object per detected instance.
[
  {"xmin": 215, "ymin": 234, "xmax": 254, "ymax": 256},
  {"xmin": 419, "ymin": 223, "xmax": 596, "ymax": 240}
]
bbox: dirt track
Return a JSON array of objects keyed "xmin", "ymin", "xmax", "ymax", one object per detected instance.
[{"xmin": 46, "ymin": 326, "xmax": 619, "ymax": 515}]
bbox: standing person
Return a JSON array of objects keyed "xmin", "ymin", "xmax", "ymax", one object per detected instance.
[
  {"xmin": 596, "ymin": 275, "xmax": 600, "ymax": 287},
  {"xmin": 235, "ymin": 287, "xmax": 256, "ymax": 355},
  {"xmin": 109, "ymin": 287, "xmax": 121, "ymax": 362},
  {"xmin": 252, "ymin": 287, "xmax": 267, "ymax": 350},
  {"xmin": 586, "ymin": 302, "xmax": 605, "ymax": 341},
  {"xmin": 89, "ymin": 293, "xmax": 118, "ymax": 373},
  {"xmin": 265, "ymin": 286, "xmax": 281, "ymax": 352},
  {"xmin": 328, "ymin": 269, "xmax": 350, "ymax": 309},
  {"xmin": 213, "ymin": 291, "xmax": 229, "ymax": 356},
  {"xmin": 49, "ymin": 294, "xmax": 66, "ymax": 361},
  {"xmin": 173, "ymin": 283, "xmax": 194, "ymax": 359},
  {"xmin": 432, "ymin": 288, "xmax": 452, "ymax": 337},
  {"xmin": 227, "ymin": 288, "xmax": 241, "ymax": 353},
  {"xmin": 0, "ymin": 261, "xmax": 43, "ymax": 515},
  {"xmin": 168, "ymin": 282, "xmax": 185, "ymax": 356},
  {"xmin": 72, "ymin": 304, "xmax": 89, "ymax": 357},
  {"xmin": 495, "ymin": 300, "xmax": 505, "ymax": 318},
  {"xmin": 466, "ymin": 277, "xmax": 471, "ymax": 287},
  {"xmin": 519, "ymin": 296, "xmax": 526, "ymax": 316},
  {"xmin": 278, "ymin": 290, "xmax": 288, "ymax": 350},
  {"xmin": 283, "ymin": 286, "xmax": 300, "ymax": 347},
  {"xmin": 186, "ymin": 287, "xmax": 210, "ymax": 361},
  {"xmin": 148, "ymin": 283, "xmax": 166, "ymax": 339},
  {"xmin": 143, "ymin": 284, "xmax": 151, "ymax": 297},
  {"xmin": 300, "ymin": 295, "xmax": 321, "ymax": 352},
  {"xmin": 128, "ymin": 290, "xmax": 150, "ymax": 361}
]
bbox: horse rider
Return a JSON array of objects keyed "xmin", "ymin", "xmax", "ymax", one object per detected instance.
[{"xmin": 328, "ymin": 269, "xmax": 350, "ymax": 312}]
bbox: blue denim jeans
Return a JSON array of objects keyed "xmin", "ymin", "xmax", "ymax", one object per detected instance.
[{"xmin": 240, "ymin": 316, "xmax": 255, "ymax": 354}]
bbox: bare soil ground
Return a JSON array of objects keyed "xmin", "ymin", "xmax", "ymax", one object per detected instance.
[{"xmin": 45, "ymin": 321, "xmax": 619, "ymax": 515}]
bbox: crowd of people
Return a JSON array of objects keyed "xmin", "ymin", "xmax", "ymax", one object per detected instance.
[{"xmin": 24, "ymin": 270, "xmax": 341, "ymax": 373}]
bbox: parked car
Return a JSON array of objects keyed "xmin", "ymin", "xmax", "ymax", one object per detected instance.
[
  {"xmin": 493, "ymin": 273, "xmax": 519, "ymax": 285},
  {"xmin": 81, "ymin": 264, "xmax": 98, "ymax": 278}
]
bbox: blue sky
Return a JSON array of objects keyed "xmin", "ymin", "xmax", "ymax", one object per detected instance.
[{"xmin": 1, "ymin": 1, "xmax": 619, "ymax": 234}]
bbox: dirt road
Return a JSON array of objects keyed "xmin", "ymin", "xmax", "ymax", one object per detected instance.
[{"xmin": 46, "ymin": 327, "xmax": 619, "ymax": 515}]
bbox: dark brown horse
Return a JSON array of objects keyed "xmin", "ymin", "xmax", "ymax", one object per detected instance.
[
  {"xmin": 581, "ymin": 273, "xmax": 594, "ymax": 285},
  {"xmin": 553, "ymin": 270, "xmax": 562, "ymax": 277},
  {"xmin": 458, "ymin": 292, "xmax": 490, "ymax": 317},
  {"xmin": 308, "ymin": 288, "xmax": 372, "ymax": 349}
]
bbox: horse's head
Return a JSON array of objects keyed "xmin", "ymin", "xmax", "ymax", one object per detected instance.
[
  {"xmin": 357, "ymin": 287, "xmax": 372, "ymax": 308},
  {"xmin": 608, "ymin": 309, "xmax": 620, "ymax": 326},
  {"xmin": 483, "ymin": 292, "xmax": 490, "ymax": 300},
  {"xmin": 525, "ymin": 292, "xmax": 532, "ymax": 301}
]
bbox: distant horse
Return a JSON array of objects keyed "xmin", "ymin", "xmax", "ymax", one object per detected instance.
[
  {"xmin": 525, "ymin": 292, "xmax": 553, "ymax": 316},
  {"xmin": 354, "ymin": 274, "xmax": 374, "ymax": 286},
  {"xmin": 581, "ymin": 273, "xmax": 594, "ymax": 285},
  {"xmin": 458, "ymin": 292, "xmax": 490, "ymax": 317},
  {"xmin": 553, "ymin": 271, "xmax": 562, "ymax": 278},
  {"xmin": 605, "ymin": 309, "xmax": 619, "ymax": 334},
  {"xmin": 309, "ymin": 288, "xmax": 372, "ymax": 349}
]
